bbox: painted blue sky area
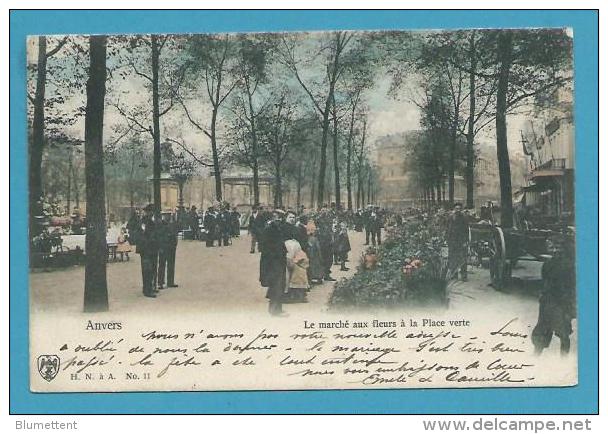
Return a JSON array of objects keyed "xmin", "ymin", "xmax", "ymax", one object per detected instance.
[{"xmin": 9, "ymin": 10, "xmax": 598, "ymax": 414}]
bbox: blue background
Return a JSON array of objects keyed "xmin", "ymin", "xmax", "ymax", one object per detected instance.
[{"xmin": 9, "ymin": 10, "xmax": 598, "ymax": 414}]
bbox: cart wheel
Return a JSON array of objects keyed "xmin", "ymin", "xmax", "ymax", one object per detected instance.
[{"xmin": 490, "ymin": 227, "xmax": 507, "ymax": 291}]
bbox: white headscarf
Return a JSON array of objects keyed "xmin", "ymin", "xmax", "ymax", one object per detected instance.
[{"xmin": 285, "ymin": 239, "xmax": 301, "ymax": 259}]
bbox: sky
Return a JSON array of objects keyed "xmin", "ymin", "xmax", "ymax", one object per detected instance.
[{"xmin": 27, "ymin": 31, "xmax": 559, "ymax": 169}]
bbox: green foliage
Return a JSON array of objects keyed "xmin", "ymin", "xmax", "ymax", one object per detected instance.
[{"xmin": 329, "ymin": 213, "xmax": 450, "ymax": 310}]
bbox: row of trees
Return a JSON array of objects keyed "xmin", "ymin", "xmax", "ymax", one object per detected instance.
[
  {"xmin": 396, "ymin": 29, "xmax": 572, "ymax": 226},
  {"xmin": 29, "ymin": 32, "xmax": 382, "ymax": 230},
  {"xmin": 28, "ymin": 29, "xmax": 573, "ymax": 311}
]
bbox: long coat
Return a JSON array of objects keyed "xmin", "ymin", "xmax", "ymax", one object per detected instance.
[
  {"xmin": 259, "ymin": 221, "xmax": 287, "ymax": 300},
  {"xmin": 287, "ymin": 252, "xmax": 310, "ymax": 289},
  {"xmin": 307, "ymin": 235, "xmax": 324, "ymax": 280},
  {"xmin": 532, "ymin": 253, "xmax": 576, "ymax": 348}
]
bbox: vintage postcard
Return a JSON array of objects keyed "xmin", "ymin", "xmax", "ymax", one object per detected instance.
[{"xmin": 27, "ymin": 28, "xmax": 578, "ymax": 392}]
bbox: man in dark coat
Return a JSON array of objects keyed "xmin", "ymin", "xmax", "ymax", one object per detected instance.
[
  {"xmin": 126, "ymin": 209, "xmax": 141, "ymax": 247},
  {"xmin": 364, "ymin": 206, "xmax": 372, "ymax": 245},
  {"xmin": 295, "ymin": 215, "xmax": 309, "ymax": 254},
  {"xmin": 354, "ymin": 209, "xmax": 364, "ymax": 232},
  {"xmin": 317, "ymin": 213, "xmax": 336, "ymax": 281},
  {"xmin": 217, "ymin": 207, "xmax": 232, "ymax": 246},
  {"xmin": 157, "ymin": 211, "xmax": 179, "ymax": 290},
  {"xmin": 254, "ymin": 206, "xmax": 271, "ymax": 249},
  {"xmin": 204, "ymin": 207, "xmax": 217, "ymax": 247},
  {"xmin": 230, "ymin": 208, "xmax": 241, "ymax": 237},
  {"xmin": 137, "ymin": 204, "xmax": 160, "ymax": 298},
  {"xmin": 248, "ymin": 206, "xmax": 260, "ymax": 253},
  {"xmin": 189, "ymin": 206, "xmax": 199, "ymax": 240},
  {"xmin": 366, "ymin": 209, "xmax": 381, "ymax": 246},
  {"xmin": 446, "ymin": 203, "xmax": 469, "ymax": 281},
  {"xmin": 259, "ymin": 210, "xmax": 288, "ymax": 316},
  {"xmin": 532, "ymin": 237, "xmax": 576, "ymax": 355}
]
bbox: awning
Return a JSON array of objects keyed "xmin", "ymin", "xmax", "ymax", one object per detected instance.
[
  {"xmin": 530, "ymin": 169, "xmax": 565, "ymax": 179},
  {"xmin": 513, "ymin": 189, "xmax": 525, "ymax": 204}
]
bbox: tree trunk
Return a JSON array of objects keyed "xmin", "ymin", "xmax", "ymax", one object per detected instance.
[
  {"xmin": 367, "ymin": 170, "xmax": 372, "ymax": 204},
  {"xmin": 29, "ymin": 36, "xmax": 48, "ymax": 237},
  {"xmin": 210, "ymin": 107, "xmax": 222, "ymax": 201},
  {"xmin": 274, "ymin": 165, "xmax": 282, "ymax": 208},
  {"xmin": 151, "ymin": 35, "xmax": 162, "ymax": 214},
  {"xmin": 436, "ymin": 182, "xmax": 442, "ymax": 205},
  {"xmin": 83, "ymin": 35, "xmax": 109, "ymax": 313},
  {"xmin": 178, "ymin": 182, "xmax": 185, "ymax": 210},
  {"xmin": 317, "ymin": 108, "xmax": 330, "ymax": 207},
  {"xmin": 356, "ymin": 174, "xmax": 361, "ymax": 210},
  {"xmin": 66, "ymin": 147, "xmax": 72, "ymax": 215},
  {"xmin": 346, "ymin": 108, "xmax": 354, "ymax": 211},
  {"xmin": 496, "ymin": 31, "xmax": 514, "ymax": 228},
  {"xmin": 296, "ymin": 163, "xmax": 302, "ymax": 209},
  {"xmin": 310, "ymin": 165, "xmax": 316, "ymax": 209},
  {"xmin": 332, "ymin": 101, "xmax": 341, "ymax": 209},
  {"xmin": 246, "ymin": 86, "xmax": 260, "ymax": 205},
  {"xmin": 448, "ymin": 120, "xmax": 457, "ymax": 205},
  {"xmin": 466, "ymin": 32, "xmax": 477, "ymax": 209},
  {"xmin": 73, "ymin": 163, "xmax": 80, "ymax": 209},
  {"xmin": 129, "ymin": 151, "xmax": 136, "ymax": 210}
]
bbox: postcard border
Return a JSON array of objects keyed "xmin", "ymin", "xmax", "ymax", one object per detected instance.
[{"xmin": 9, "ymin": 8, "xmax": 599, "ymax": 414}]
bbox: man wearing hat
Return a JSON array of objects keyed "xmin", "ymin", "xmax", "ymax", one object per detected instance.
[
  {"xmin": 259, "ymin": 209, "xmax": 288, "ymax": 316},
  {"xmin": 137, "ymin": 204, "xmax": 160, "ymax": 298},
  {"xmin": 158, "ymin": 211, "xmax": 179, "ymax": 290},
  {"xmin": 446, "ymin": 203, "xmax": 469, "ymax": 281},
  {"xmin": 188, "ymin": 205, "xmax": 199, "ymax": 240}
]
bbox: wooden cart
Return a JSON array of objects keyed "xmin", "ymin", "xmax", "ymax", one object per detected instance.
[{"xmin": 469, "ymin": 224, "xmax": 571, "ymax": 290}]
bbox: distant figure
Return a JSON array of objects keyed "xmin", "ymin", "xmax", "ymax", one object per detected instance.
[
  {"xmin": 354, "ymin": 209, "xmax": 364, "ymax": 232},
  {"xmin": 446, "ymin": 203, "xmax": 469, "ymax": 281},
  {"xmin": 306, "ymin": 220, "xmax": 324, "ymax": 284},
  {"xmin": 137, "ymin": 204, "xmax": 159, "ymax": 298},
  {"xmin": 366, "ymin": 208, "xmax": 382, "ymax": 246},
  {"xmin": 317, "ymin": 214, "xmax": 336, "ymax": 282},
  {"xmin": 203, "ymin": 207, "xmax": 217, "ymax": 247},
  {"xmin": 364, "ymin": 206, "xmax": 373, "ymax": 245},
  {"xmin": 157, "ymin": 212, "xmax": 179, "ymax": 290},
  {"xmin": 532, "ymin": 237, "xmax": 576, "ymax": 355},
  {"xmin": 335, "ymin": 221, "xmax": 351, "ymax": 271},
  {"xmin": 259, "ymin": 209, "xmax": 288, "ymax": 316},
  {"xmin": 126, "ymin": 209, "xmax": 141, "ymax": 247},
  {"xmin": 189, "ymin": 206, "xmax": 199, "ymax": 240},
  {"xmin": 116, "ymin": 227, "xmax": 131, "ymax": 261},
  {"xmin": 230, "ymin": 207, "xmax": 241, "ymax": 237},
  {"xmin": 248, "ymin": 206, "xmax": 260, "ymax": 253},
  {"xmin": 218, "ymin": 206, "xmax": 232, "ymax": 246}
]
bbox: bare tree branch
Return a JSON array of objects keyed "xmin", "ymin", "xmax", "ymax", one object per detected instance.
[{"xmin": 46, "ymin": 36, "xmax": 69, "ymax": 58}]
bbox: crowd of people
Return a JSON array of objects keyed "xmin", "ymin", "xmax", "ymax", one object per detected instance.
[
  {"xmin": 186, "ymin": 203, "xmax": 241, "ymax": 247},
  {"xmin": 250, "ymin": 203, "xmax": 410, "ymax": 316},
  {"xmin": 121, "ymin": 201, "xmax": 389, "ymax": 309},
  {"xmin": 126, "ymin": 205, "xmax": 180, "ymax": 298},
  {"xmin": 122, "ymin": 199, "xmax": 576, "ymax": 359}
]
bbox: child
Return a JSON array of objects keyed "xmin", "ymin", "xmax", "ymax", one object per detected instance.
[
  {"xmin": 284, "ymin": 239, "xmax": 310, "ymax": 303},
  {"xmin": 335, "ymin": 221, "xmax": 351, "ymax": 271},
  {"xmin": 116, "ymin": 227, "xmax": 132, "ymax": 261}
]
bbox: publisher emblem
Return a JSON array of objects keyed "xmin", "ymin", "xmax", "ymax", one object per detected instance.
[{"xmin": 37, "ymin": 355, "xmax": 60, "ymax": 382}]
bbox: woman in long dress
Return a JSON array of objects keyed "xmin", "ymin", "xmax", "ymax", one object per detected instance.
[
  {"xmin": 305, "ymin": 220, "xmax": 324, "ymax": 284},
  {"xmin": 284, "ymin": 239, "xmax": 310, "ymax": 303}
]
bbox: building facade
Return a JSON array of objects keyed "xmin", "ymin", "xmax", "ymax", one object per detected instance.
[{"xmin": 520, "ymin": 86, "xmax": 575, "ymax": 222}]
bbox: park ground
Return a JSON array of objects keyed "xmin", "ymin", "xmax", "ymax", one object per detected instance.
[{"xmin": 29, "ymin": 230, "xmax": 576, "ymax": 356}]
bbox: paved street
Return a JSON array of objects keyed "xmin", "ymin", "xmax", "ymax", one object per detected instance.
[
  {"xmin": 32, "ymin": 229, "xmax": 543, "ymax": 316},
  {"xmin": 30, "ymin": 231, "xmax": 368, "ymax": 316},
  {"xmin": 30, "ymin": 229, "xmax": 576, "ymax": 356}
]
